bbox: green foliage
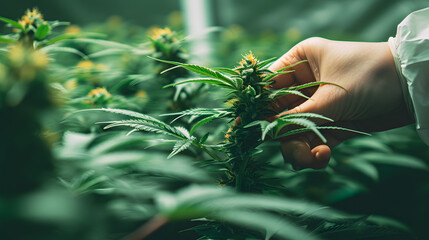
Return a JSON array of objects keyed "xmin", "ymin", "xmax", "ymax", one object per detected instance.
[{"xmin": 1, "ymin": 6, "xmax": 426, "ymax": 240}]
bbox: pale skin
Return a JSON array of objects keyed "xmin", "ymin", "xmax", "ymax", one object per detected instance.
[{"xmin": 268, "ymin": 37, "xmax": 413, "ymax": 170}]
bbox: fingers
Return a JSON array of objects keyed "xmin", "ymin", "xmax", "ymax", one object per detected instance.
[
  {"xmin": 278, "ymin": 123, "xmax": 362, "ymax": 171},
  {"xmin": 280, "ymin": 138, "xmax": 331, "ymax": 170},
  {"xmin": 268, "ymin": 38, "xmax": 321, "ymax": 90}
]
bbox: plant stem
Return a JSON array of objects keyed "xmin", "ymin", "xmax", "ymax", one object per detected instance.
[
  {"xmin": 192, "ymin": 141, "xmax": 223, "ymax": 162},
  {"xmin": 123, "ymin": 215, "xmax": 169, "ymax": 240},
  {"xmin": 202, "ymin": 146, "xmax": 222, "ymax": 161},
  {"xmin": 235, "ymin": 154, "xmax": 249, "ymax": 192}
]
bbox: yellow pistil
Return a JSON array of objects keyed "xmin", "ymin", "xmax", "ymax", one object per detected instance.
[
  {"xmin": 25, "ymin": 8, "xmax": 43, "ymax": 20},
  {"xmin": 88, "ymin": 87, "xmax": 111, "ymax": 98},
  {"xmin": 225, "ymin": 98, "xmax": 238, "ymax": 107},
  {"xmin": 31, "ymin": 51, "xmax": 49, "ymax": 68},
  {"xmin": 64, "ymin": 79, "xmax": 78, "ymax": 90},
  {"xmin": 76, "ymin": 60, "xmax": 94, "ymax": 69},
  {"xmin": 149, "ymin": 27, "xmax": 172, "ymax": 40},
  {"xmin": 135, "ymin": 90, "xmax": 147, "ymax": 98},
  {"xmin": 238, "ymin": 52, "xmax": 258, "ymax": 68},
  {"xmin": 65, "ymin": 25, "xmax": 81, "ymax": 34}
]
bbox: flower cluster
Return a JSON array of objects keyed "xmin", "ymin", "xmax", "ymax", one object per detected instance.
[{"xmin": 17, "ymin": 8, "xmax": 45, "ymax": 31}]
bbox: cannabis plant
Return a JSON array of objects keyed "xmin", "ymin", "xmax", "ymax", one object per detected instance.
[
  {"xmin": 146, "ymin": 27, "xmax": 209, "ymax": 113},
  {"xmin": 89, "ymin": 52, "xmax": 374, "ymax": 239},
  {"xmin": 0, "ymin": 8, "xmax": 68, "ymax": 48},
  {"xmin": 148, "ymin": 27, "xmax": 188, "ymax": 79},
  {"xmin": 99, "ymin": 52, "xmax": 361, "ymax": 192},
  {"xmin": 0, "ymin": 43, "xmax": 55, "ymax": 195}
]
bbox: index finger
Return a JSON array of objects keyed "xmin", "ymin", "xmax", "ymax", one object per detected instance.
[{"xmin": 268, "ymin": 41, "xmax": 317, "ymax": 90}]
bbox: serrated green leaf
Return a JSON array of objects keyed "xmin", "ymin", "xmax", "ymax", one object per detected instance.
[
  {"xmin": 149, "ymin": 56, "xmax": 236, "ymax": 87},
  {"xmin": 269, "ymin": 89, "xmax": 309, "ymax": 100},
  {"xmin": 278, "ymin": 113, "xmax": 333, "ymax": 122},
  {"xmin": 256, "ymin": 57, "xmax": 277, "ymax": 69},
  {"xmin": 212, "ymin": 67, "xmax": 239, "ymax": 75},
  {"xmin": 164, "ymin": 78, "xmax": 235, "ymax": 90},
  {"xmin": 288, "ymin": 81, "xmax": 346, "ymax": 91},
  {"xmin": 283, "ymin": 118, "xmax": 326, "ymax": 142},
  {"xmin": 175, "ymin": 126, "xmax": 191, "ymax": 139},
  {"xmin": 168, "ymin": 140, "xmax": 193, "ymax": 159},
  {"xmin": 316, "ymin": 126, "xmax": 370, "ymax": 136},
  {"xmin": 90, "ymin": 108, "xmax": 162, "ymax": 122},
  {"xmin": 263, "ymin": 70, "xmax": 294, "ymax": 82},
  {"xmin": 262, "ymin": 121, "xmax": 278, "ymax": 140},
  {"xmin": 277, "ymin": 60, "xmax": 308, "ymax": 72},
  {"xmin": 191, "ymin": 116, "xmax": 216, "ymax": 135},
  {"xmin": 162, "ymin": 108, "xmax": 228, "ymax": 124}
]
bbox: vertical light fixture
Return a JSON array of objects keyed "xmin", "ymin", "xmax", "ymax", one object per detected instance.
[{"xmin": 180, "ymin": 0, "xmax": 214, "ymax": 64}]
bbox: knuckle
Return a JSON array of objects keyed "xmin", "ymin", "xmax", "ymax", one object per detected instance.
[{"xmin": 302, "ymin": 37, "xmax": 326, "ymax": 47}]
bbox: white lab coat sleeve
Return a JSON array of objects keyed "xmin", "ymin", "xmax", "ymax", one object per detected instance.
[{"xmin": 388, "ymin": 7, "xmax": 429, "ymax": 145}]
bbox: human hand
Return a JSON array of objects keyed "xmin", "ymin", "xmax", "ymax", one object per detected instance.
[{"xmin": 268, "ymin": 37, "xmax": 413, "ymax": 170}]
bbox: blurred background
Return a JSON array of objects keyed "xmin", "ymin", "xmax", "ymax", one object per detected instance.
[
  {"xmin": 1, "ymin": 1, "xmax": 429, "ymax": 240},
  {"xmin": 1, "ymin": 0, "xmax": 427, "ymax": 66},
  {"xmin": 1, "ymin": 0, "xmax": 428, "ymax": 50}
]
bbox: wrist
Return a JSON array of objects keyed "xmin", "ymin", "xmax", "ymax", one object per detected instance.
[{"xmin": 387, "ymin": 38, "xmax": 415, "ymax": 122}]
